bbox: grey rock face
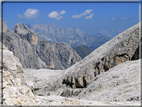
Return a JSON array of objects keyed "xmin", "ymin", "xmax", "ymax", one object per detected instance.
[
  {"xmin": 14, "ymin": 23, "xmax": 41, "ymax": 45},
  {"xmin": 77, "ymin": 59, "xmax": 141, "ymax": 102},
  {"xmin": 1, "ymin": 22, "xmax": 82, "ymax": 69},
  {"xmin": 45, "ymin": 22, "xmax": 141, "ymax": 90},
  {"xmin": 55, "ymin": 42, "xmax": 82, "ymax": 69},
  {"xmin": 2, "ymin": 23, "xmax": 43, "ymax": 68},
  {"xmin": 1, "ymin": 43, "xmax": 37, "ymax": 105}
]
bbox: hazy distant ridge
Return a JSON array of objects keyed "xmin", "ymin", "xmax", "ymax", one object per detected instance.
[{"xmin": 25, "ymin": 24, "xmax": 110, "ymax": 50}]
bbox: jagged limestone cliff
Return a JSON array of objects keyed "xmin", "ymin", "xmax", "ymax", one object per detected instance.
[{"xmin": 1, "ymin": 22, "xmax": 82, "ymax": 69}]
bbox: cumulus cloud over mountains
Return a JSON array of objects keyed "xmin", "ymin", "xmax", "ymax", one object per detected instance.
[
  {"xmin": 18, "ymin": 8, "xmax": 39, "ymax": 19},
  {"xmin": 60, "ymin": 10, "xmax": 66, "ymax": 15},
  {"xmin": 86, "ymin": 13, "xmax": 94, "ymax": 19},
  {"xmin": 72, "ymin": 9, "xmax": 94, "ymax": 19},
  {"xmin": 48, "ymin": 10, "xmax": 66, "ymax": 20},
  {"xmin": 48, "ymin": 11, "xmax": 59, "ymax": 18}
]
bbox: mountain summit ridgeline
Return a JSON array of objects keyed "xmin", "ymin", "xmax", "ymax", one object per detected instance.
[{"xmin": 25, "ymin": 24, "xmax": 110, "ymax": 50}]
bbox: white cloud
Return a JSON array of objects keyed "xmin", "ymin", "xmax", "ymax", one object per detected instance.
[
  {"xmin": 18, "ymin": 8, "xmax": 39, "ymax": 19},
  {"xmin": 83, "ymin": 9, "xmax": 93, "ymax": 16},
  {"xmin": 72, "ymin": 14, "xmax": 82, "ymax": 19},
  {"xmin": 48, "ymin": 10, "xmax": 66, "ymax": 20},
  {"xmin": 86, "ymin": 13, "xmax": 94, "ymax": 19},
  {"xmin": 111, "ymin": 17, "xmax": 116, "ymax": 20},
  {"xmin": 60, "ymin": 10, "xmax": 66, "ymax": 15},
  {"xmin": 48, "ymin": 11, "xmax": 59, "ymax": 18},
  {"xmin": 72, "ymin": 9, "xmax": 93, "ymax": 19},
  {"xmin": 57, "ymin": 16, "xmax": 63, "ymax": 20}
]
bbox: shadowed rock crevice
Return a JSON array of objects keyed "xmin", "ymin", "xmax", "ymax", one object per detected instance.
[
  {"xmin": 131, "ymin": 46, "xmax": 141, "ymax": 60},
  {"xmin": 62, "ymin": 52, "xmax": 137, "ymax": 89}
]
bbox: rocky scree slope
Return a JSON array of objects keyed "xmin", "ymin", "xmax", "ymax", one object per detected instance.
[
  {"xmin": 1, "ymin": 22, "xmax": 82, "ymax": 69},
  {"xmin": 24, "ymin": 60, "xmax": 141, "ymax": 105},
  {"xmin": 0, "ymin": 43, "xmax": 37, "ymax": 105},
  {"xmin": 77, "ymin": 59, "xmax": 141, "ymax": 102},
  {"xmin": 43, "ymin": 22, "xmax": 141, "ymax": 91}
]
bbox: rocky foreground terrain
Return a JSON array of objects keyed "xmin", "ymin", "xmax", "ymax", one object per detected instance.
[
  {"xmin": 1, "ymin": 44, "xmax": 140, "ymax": 106},
  {"xmin": 0, "ymin": 43, "xmax": 37, "ymax": 105},
  {"xmin": 24, "ymin": 59, "xmax": 141, "ymax": 106}
]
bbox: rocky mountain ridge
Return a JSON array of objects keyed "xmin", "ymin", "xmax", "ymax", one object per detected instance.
[
  {"xmin": 61, "ymin": 22, "xmax": 141, "ymax": 88},
  {"xmin": 1, "ymin": 21, "xmax": 82, "ymax": 69}
]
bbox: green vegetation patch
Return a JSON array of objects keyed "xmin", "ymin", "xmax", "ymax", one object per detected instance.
[
  {"xmin": 33, "ymin": 88, "xmax": 40, "ymax": 91},
  {"xmin": 60, "ymin": 89, "xmax": 82, "ymax": 97},
  {"xmin": 73, "ymin": 45, "xmax": 92, "ymax": 59}
]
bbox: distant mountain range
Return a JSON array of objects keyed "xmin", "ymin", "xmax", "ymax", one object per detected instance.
[
  {"xmin": 11, "ymin": 24, "xmax": 124, "ymax": 51},
  {"xmin": 22, "ymin": 24, "xmax": 110, "ymax": 51},
  {"xmin": 96, "ymin": 28, "xmax": 125, "ymax": 38}
]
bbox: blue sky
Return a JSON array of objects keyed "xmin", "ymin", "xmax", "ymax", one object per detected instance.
[{"xmin": 2, "ymin": 1, "xmax": 140, "ymax": 35}]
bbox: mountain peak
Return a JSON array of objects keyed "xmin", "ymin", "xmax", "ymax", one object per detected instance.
[
  {"xmin": 14, "ymin": 23, "xmax": 28, "ymax": 34},
  {"xmin": 0, "ymin": 18, "xmax": 8, "ymax": 32},
  {"xmin": 14, "ymin": 23, "xmax": 39, "ymax": 45},
  {"xmin": 75, "ymin": 28, "xmax": 84, "ymax": 35}
]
